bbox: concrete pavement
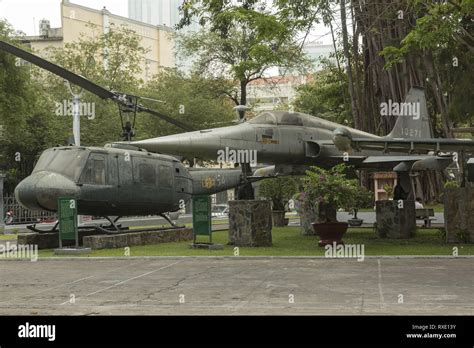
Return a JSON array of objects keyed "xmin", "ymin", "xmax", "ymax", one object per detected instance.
[{"xmin": 0, "ymin": 257, "xmax": 471, "ymax": 315}]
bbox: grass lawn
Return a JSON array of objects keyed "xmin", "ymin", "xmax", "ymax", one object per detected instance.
[
  {"xmin": 35, "ymin": 226, "xmax": 473, "ymax": 258},
  {"xmin": 0, "ymin": 234, "xmax": 17, "ymax": 240}
]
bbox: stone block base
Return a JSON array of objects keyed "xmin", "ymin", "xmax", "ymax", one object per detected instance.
[
  {"xmin": 228, "ymin": 200, "xmax": 272, "ymax": 247},
  {"xmin": 299, "ymin": 207, "xmax": 317, "ymax": 235},
  {"xmin": 18, "ymin": 229, "xmax": 100, "ymax": 250},
  {"xmin": 444, "ymin": 188, "xmax": 474, "ymax": 243},
  {"xmin": 83, "ymin": 228, "xmax": 192, "ymax": 250},
  {"xmin": 376, "ymin": 200, "xmax": 416, "ymax": 239},
  {"xmin": 18, "ymin": 228, "xmax": 193, "ymax": 250}
]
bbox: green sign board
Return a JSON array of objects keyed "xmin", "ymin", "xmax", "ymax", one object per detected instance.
[
  {"xmin": 192, "ymin": 195, "xmax": 212, "ymax": 243},
  {"xmin": 58, "ymin": 197, "xmax": 78, "ymax": 247}
]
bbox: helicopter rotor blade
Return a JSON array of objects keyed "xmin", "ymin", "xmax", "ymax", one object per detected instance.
[
  {"xmin": 0, "ymin": 39, "xmax": 194, "ymax": 131},
  {"xmin": 0, "ymin": 40, "xmax": 115, "ymax": 100},
  {"xmin": 137, "ymin": 106, "xmax": 194, "ymax": 131}
]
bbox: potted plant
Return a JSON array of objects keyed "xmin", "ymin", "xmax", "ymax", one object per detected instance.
[
  {"xmin": 347, "ymin": 187, "xmax": 373, "ymax": 227},
  {"xmin": 258, "ymin": 176, "xmax": 299, "ymax": 227},
  {"xmin": 301, "ymin": 164, "xmax": 360, "ymax": 246}
]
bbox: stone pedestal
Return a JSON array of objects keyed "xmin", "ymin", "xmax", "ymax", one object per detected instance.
[
  {"xmin": 83, "ymin": 228, "xmax": 192, "ymax": 250},
  {"xmin": 444, "ymin": 188, "xmax": 474, "ymax": 243},
  {"xmin": 299, "ymin": 205, "xmax": 317, "ymax": 235},
  {"xmin": 228, "ymin": 200, "xmax": 272, "ymax": 247},
  {"xmin": 375, "ymin": 200, "xmax": 416, "ymax": 239}
]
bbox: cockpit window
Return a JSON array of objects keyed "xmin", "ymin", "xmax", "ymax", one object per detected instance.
[
  {"xmin": 81, "ymin": 154, "xmax": 106, "ymax": 185},
  {"xmin": 248, "ymin": 111, "xmax": 304, "ymax": 126},
  {"xmin": 278, "ymin": 112, "xmax": 304, "ymax": 126},
  {"xmin": 32, "ymin": 148, "xmax": 88, "ymax": 181}
]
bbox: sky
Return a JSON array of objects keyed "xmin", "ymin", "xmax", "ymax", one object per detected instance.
[
  {"xmin": 0, "ymin": 0, "xmax": 128, "ymax": 35},
  {"xmin": 0, "ymin": 0, "xmax": 334, "ymax": 45}
]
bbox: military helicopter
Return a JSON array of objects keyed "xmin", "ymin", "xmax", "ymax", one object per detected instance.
[
  {"xmin": 14, "ymin": 143, "xmax": 253, "ymax": 232},
  {"xmin": 0, "ymin": 40, "xmax": 268, "ymax": 231}
]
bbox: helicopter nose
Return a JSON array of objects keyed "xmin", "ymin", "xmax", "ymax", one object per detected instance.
[{"xmin": 15, "ymin": 172, "xmax": 79, "ymax": 211}]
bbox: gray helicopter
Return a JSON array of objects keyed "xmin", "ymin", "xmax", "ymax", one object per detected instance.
[
  {"xmin": 14, "ymin": 143, "xmax": 254, "ymax": 230},
  {"xmin": 0, "ymin": 40, "xmax": 266, "ymax": 229}
]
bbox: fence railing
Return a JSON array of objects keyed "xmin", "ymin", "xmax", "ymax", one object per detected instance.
[{"xmin": 3, "ymin": 195, "xmax": 56, "ymax": 224}]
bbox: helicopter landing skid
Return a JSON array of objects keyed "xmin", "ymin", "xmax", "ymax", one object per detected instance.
[
  {"xmin": 159, "ymin": 214, "xmax": 184, "ymax": 229},
  {"xmin": 27, "ymin": 221, "xmax": 59, "ymax": 234},
  {"xmin": 96, "ymin": 216, "xmax": 127, "ymax": 234}
]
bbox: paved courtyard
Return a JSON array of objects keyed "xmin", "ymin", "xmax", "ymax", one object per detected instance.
[{"xmin": 0, "ymin": 257, "xmax": 472, "ymax": 315}]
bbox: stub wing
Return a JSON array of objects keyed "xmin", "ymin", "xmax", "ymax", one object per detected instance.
[
  {"xmin": 361, "ymin": 155, "xmax": 453, "ymax": 171},
  {"xmin": 349, "ymin": 138, "xmax": 474, "ymax": 154}
]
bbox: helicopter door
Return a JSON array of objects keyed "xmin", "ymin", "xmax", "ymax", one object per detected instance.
[
  {"xmin": 79, "ymin": 152, "xmax": 116, "ymax": 212},
  {"xmin": 116, "ymin": 152, "xmax": 134, "ymax": 208},
  {"xmin": 173, "ymin": 164, "xmax": 192, "ymax": 208},
  {"xmin": 158, "ymin": 164, "xmax": 175, "ymax": 210},
  {"xmin": 132, "ymin": 157, "xmax": 160, "ymax": 204}
]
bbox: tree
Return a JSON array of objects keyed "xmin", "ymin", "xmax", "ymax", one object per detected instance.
[
  {"xmin": 139, "ymin": 69, "xmax": 236, "ymax": 138},
  {"xmin": 258, "ymin": 176, "xmax": 300, "ymax": 211},
  {"xmin": 293, "ymin": 60, "xmax": 352, "ymax": 126},
  {"xmin": 176, "ymin": 0, "xmax": 314, "ymax": 118},
  {"xmin": 380, "ymin": 0, "xmax": 474, "ymax": 132},
  {"xmin": 301, "ymin": 164, "xmax": 361, "ymax": 223},
  {"xmin": 43, "ymin": 23, "xmax": 148, "ymax": 146},
  {"xmin": 0, "ymin": 20, "xmax": 70, "ymax": 194}
]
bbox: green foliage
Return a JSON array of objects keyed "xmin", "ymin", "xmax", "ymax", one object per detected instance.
[
  {"xmin": 383, "ymin": 184, "xmax": 395, "ymax": 199},
  {"xmin": 44, "ymin": 23, "xmax": 147, "ymax": 146},
  {"xmin": 0, "ymin": 20, "xmax": 70, "ymax": 193},
  {"xmin": 455, "ymin": 229, "xmax": 471, "ymax": 243},
  {"xmin": 444, "ymin": 180, "xmax": 460, "ymax": 189},
  {"xmin": 380, "ymin": 0, "xmax": 474, "ymax": 126},
  {"xmin": 350, "ymin": 186, "xmax": 374, "ymax": 212},
  {"xmin": 437, "ymin": 228, "xmax": 446, "ymax": 241},
  {"xmin": 293, "ymin": 62, "xmax": 352, "ymax": 125},
  {"xmin": 301, "ymin": 164, "xmax": 361, "ymax": 212},
  {"xmin": 258, "ymin": 176, "xmax": 300, "ymax": 211},
  {"xmin": 175, "ymin": 0, "xmax": 313, "ymax": 105},
  {"xmin": 139, "ymin": 69, "xmax": 235, "ymax": 138},
  {"xmin": 37, "ymin": 227, "xmax": 474, "ymax": 257}
]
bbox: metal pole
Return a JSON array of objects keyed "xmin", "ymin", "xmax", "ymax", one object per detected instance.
[
  {"xmin": 66, "ymin": 82, "xmax": 83, "ymax": 233},
  {"xmin": 72, "ymin": 94, "xmax": 80, "ymax": 146}
]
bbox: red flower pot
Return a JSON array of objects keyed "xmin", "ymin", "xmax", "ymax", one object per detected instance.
[{"xmin": 311, "ymin": 222, "xmax": 348, "ymax": 247}]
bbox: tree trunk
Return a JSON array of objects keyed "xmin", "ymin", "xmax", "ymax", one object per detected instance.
[
  {"xmin": 238, "ymin": 79, "xmax": 248, "ymax": 121},
  {"xmin": 316, "ymin": 203, "xmax": 338, "ymax": 223},
  {"xmin": 340, "ymin": 0, "xmax": 360, "ymax": 129}
]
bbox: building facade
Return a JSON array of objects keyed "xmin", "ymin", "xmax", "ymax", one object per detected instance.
[
  {"xmin": 128, "ymin": 0, "xmax": 199, "ymax": 31},
  {"xmin": 21, "ymin": 0, "xmax": 175, "ymax": 81}
]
